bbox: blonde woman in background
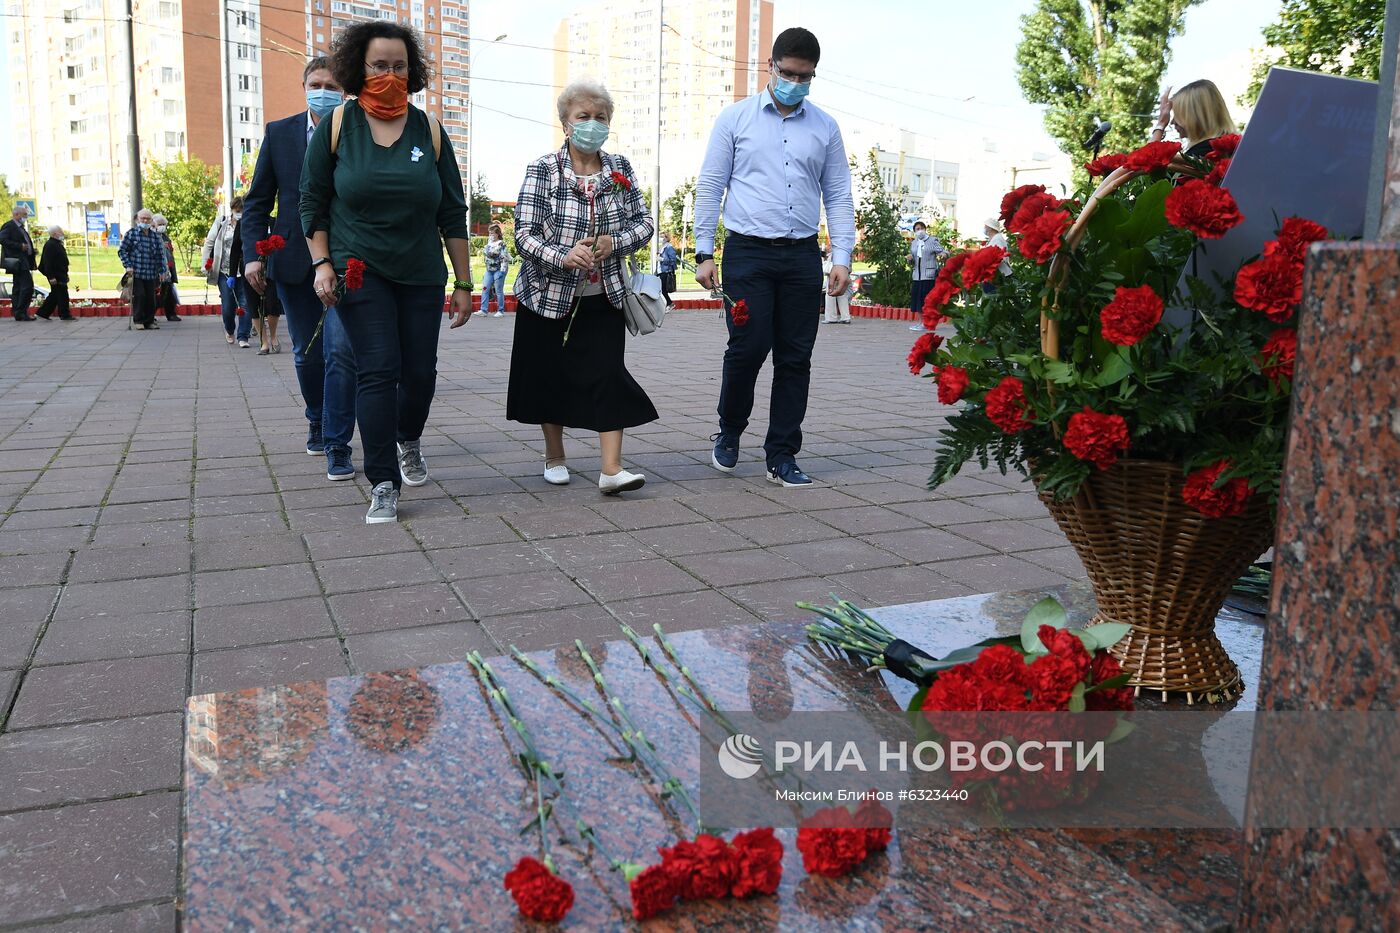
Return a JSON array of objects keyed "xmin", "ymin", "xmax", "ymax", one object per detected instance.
[{"xmin": 1150, "ymin": 79, "xmax": 1238, "ymax": 158}]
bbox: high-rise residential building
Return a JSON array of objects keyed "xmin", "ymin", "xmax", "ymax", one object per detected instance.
[
  {"xmin": 5, "ymin": 0, "xmax": 467, "ymax": 234},
  {"xmin": 552, "ymin": 0, "xmax": 773, "ymax": 208}
]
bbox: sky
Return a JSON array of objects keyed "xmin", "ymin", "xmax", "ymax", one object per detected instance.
[{"xmin": 0, "ymin": 0, "xmax": 1285, "ymax": 200}]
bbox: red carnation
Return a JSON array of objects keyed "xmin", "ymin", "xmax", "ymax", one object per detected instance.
[
  {"xmin": 503, "ymin": 857, "xmax": 574, "ymax": 923},
  {"xmin": 1259, "ymin": 329, "xmax": 1297, "ymax": 386},
  {"xmin": 984, "ymin": 376, "xmax": 1033, "ymax": 433},
  {"xmin": 658, "ymin": 834, "xmax": 737, "ymax": 901},
  {"xmin": 938, "ymin": 251, "xmax": 970, "ymax": 284},
  {"xmin": 236, "ymin": 306, "xmax": 245, "ymax": 316},
  {"xmin": 796, "ymin": 806, "xmax": 869, "ymax": 877},
  {"xmin": 922, "ymin": 305, "xmax": 948, "ymax": 330},
  {"xmin": 629, "ymin": 864, "xmax": 680, "ymax": 920},
  {"xmin": 1007, "ymin": 191, "xmax": 1060, "ymax": 234},
  {"xmin": 1086, "ymin": 652, "xmax": 1134, "ymax": 712},
  {"xmin": 1182, "ymin": 460, "xmax": 1252, "ymax": 518},
  {"xmin": 1164, "ymin": 179, "xmax": 1244, "ymax": 239},
  {"xmin": 204, "ymin": 256, "xmax": 214, "ymax": 271},
  {"xmin": 1235, "ymin": 255, "xmax": 1302, "ymax": 322},
  {"xmin": 922, "ymin": 662, "xmax": 1032, "ymax": 713},
  {"xmin": 960, "ymin": 245, "xmax": 1007, "ymax": 287},
  {"xmin": 1204, "ymin": 158, "xmax": 1231, "ymax": 187},
  {"xmin": 1124, "ymin": 140, "xmax": 1182, "ymax": 172},
  {"xmin": 851, "ymin": 799, "xmax": 893, "ymax": 852},
  {"xmin": 970, "ymin": 643, "xmax": 1031, "ymax": 689},
  {"xmin": 1266, "ymin": 217, "xmax": 1329, "ymax": 263},
  {"xmin": 344, "ymin": 257, "xmax": 366, "ymax": 291},
  {"xmin": 923, "ymin": 280, "xmax": 957, "ymax": 317},
  {"xmin": 1208, "ymin": 134, "xmax": 1241, "ymax": 162},
  {"xmin": 1039, "ymin": 624, "xmax": 1093, "ymax": 681},
  {"xmin": 610, "ymin": 170, "xmax": 632, "ymax": 190},
  {"xmin": 908, "ymin": 331, "xmax": 942, "ymax": 374},
  {"xmin": 1085, "ymin": 153, "xmax": 1129, "ymax": 177},
  {"xmin": 1063, "ymin": 406, "xmax": 1131, "ymax": 470},
  {"xmin": 1018, "ymin": 209, "xmax": 1071, "ymax": 264},
  {"xmin": 1027, "ymin": 652, "xmax": 1083, "ymax": 709},
  {"xmin": 729, "ymin": 827, "xmax": 784, "ymax": 898},
  {"xmin": 999, "ymin": 184, "xmax": 1046, "ymax": 224},
  {"xmin": 1099, "ymin": 284, "xmax": 1163, "ymax": 346},
  {"xmin": 729, "ymin": 298, "xmax": 749, "ymax": 326},
  {"xmin": 254, "ymin": 234, "xmax": 287, "ymax": 257},
  {"xmin": 935, "ymin": 365, "xmax": 969, "ymax": 404}
]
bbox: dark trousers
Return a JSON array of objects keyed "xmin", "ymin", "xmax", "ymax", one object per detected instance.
[
  {"xmin": 37, "ymin": 281, "xmax": 70, "ymax": 319},
  {"xmin": 911, "ymin": 278, "xmax": 934, "ymax": 316},
  {"xmin": 660, "ymin": 271, "xmax": 677, "ymax": 304},
  {"xmin": 279, "ymin": 276, "xmax": 357, "ymax": 449},
  {"xmin": 160, "ymin": 281, "xmax": 179, "ymax": 319},
  {"xmin": 716, "ymin": 234, "xmax": 823, "ymax": 467},
  {"xmin": 334, "ymin": 269, "xmax": 444, "ymax": 489},
  {"xmin": 130, "ymin": 276, "xmax": 157, "ymax": 326},
  {"xmin": 9, "ymin": 267, "xmax": 33, "ymax": 318}
]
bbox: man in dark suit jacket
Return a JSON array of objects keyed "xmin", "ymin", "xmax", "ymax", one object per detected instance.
[
  {"xmin": 242, "ymin": 56, "xmax": 359, "ymax": 482},
  {"xmin": 36, "ymin": 225, "xmax": 73, "ymax": 321},
  {"xmin": 1, "ymin": 205, "xmax": 37, "ymax": 321}
]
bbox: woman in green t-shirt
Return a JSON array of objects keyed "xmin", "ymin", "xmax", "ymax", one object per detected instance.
[{"xmin": 300, "ymin": 22, "xmax": 474, "ymax": 525}]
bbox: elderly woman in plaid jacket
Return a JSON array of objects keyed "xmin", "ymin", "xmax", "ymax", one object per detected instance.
[{"xmin": 507, "ymin": 80, "xmax": 658, "ymax": 495}]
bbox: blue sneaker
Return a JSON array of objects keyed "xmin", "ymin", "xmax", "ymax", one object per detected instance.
[
  {"xmin": 306, "ymin": 422, "xmax": 325, "ymax": 455},
  {"xmin": 767, "ymin": 461, "xmax": 814, "ymax": 487},
  {"xmin": 710, "ymin": 433, "xmax": 739, "ymax": 473},
  {"xmin": 326, "ymin": 446, "xmax": 356, "ymax": 482}
]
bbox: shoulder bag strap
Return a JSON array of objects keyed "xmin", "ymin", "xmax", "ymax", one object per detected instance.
[{"xmin": 329, "ymin": 103, "xmax": 346, "ymax": 155}]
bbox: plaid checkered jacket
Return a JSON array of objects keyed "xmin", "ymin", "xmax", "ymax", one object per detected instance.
[{"xmin": 512, "ymin": 143, "xmax": 654, "ymax": 319}]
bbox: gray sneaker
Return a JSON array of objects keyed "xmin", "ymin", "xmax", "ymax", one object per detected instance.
[
  {"xmin": 366, "ymin": 481, "xmax": 399, "ymax": 524},
  {"xmin": 397, "ymin": 439, "xmax": 428, "ymax": 486}
]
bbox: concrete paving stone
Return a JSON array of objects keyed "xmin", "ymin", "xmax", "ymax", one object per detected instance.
[
  {"xmin": 947, "ymin": 519, "xmax": 1068, "ymax": 553},
  {"xmin": 436, "ymin": 475, "xmax": 527, "ymax": 498},
  {"xmin": 587, "ymin": 497, "xmax": 704, "ymax": 530},
  {"xmin": 192, "ymin": 493, "xmax": 284, "ymax": 519},
  {"xmin": 455, "ymin": 491, "xmax": 553, "ymax": 514},
  {"xmin": 535, "ymin": 531, "xmax": 658, "ymax": 570},
  {"xmin": 677, "ymin": 491, "xmax": 793, "ymax": 521},
  {"xmin": 808, "ymin": 505, "xmax": 928, "ymax": 536},
  {"xmin": 0, "ymin": 713, "xmax": 184, "ymax": 812},
  {"xmin": 832, "ymin": 451, "xmax": 908, "ymax": 469},
  {"xmin": 14, "ymin": 490, "xmax": 106, "ymax": 511},
  {"xmin": 0, "ymin": 552, "xmax": 68, "ymax": 587},
  {"xmin": 0, "ymin": 505, "xmax": 100, "ymax": 530},
  {"xmin": 503, "ymin": 504, "xmax": 618, "ymax": 540},
  {"xmin": 606, "ymin": 588, "xmax": 760, "ymax": 633},
  {"xmin": 0, "ymin": 668, "xmax": 19, "ymax": 713},
  {"xmin": 330, "ymin": 582, "xmax": 473, "ymax": 635},
  {"xmin": 886, "ymin": 498, "xmax": 1005, "ymax": 526},
  {"xmin": 8, "ymin": 654, "xmax": 189, "ymax": 729},
  {"xmin": 90, "ymin": 518, "xmax": 190, "ymax": 549},
  {"xmin": 27, "ymin": 467, "xmax": 120, "ymax": 495},
  {"xmin": 194, "ymin": 596, "xmax": 337, "ymax": 650},
  {"xmin": 672, "ymin": 548, "xmax": 803, "ymax": 587},
  {"xmin": 192, "ymin": 531, "xmax": 307, "ymax": 573},
  {"xmin": 1019, "ymin": 546, "xmax": 1088, "ymax": 579},
  {"xmin": 191, "ymin": 511, "xmax": 288, "ymax": 541},
  {"xmin": 630, "ymin": 520, "xmax": 754, "ymax": 558},
  {"xmin": 722, "ymin": 511, "xmax": 847, "ymax": 547},
  {"xmin": 750, "ymin": 485, "xmax": 871, "ymax": 511},
  {"xmin": 453, "ymin": 569, "xmax": 594, "ymax": 617},
  {"xmin": 927, "ymin": 473, "xmax": 1022, "ymax": 498},
  {"xmin": 66, "ymin": 542, "xmax": 191, "ymax": 583},
  {"xmin": 98, "ymin": 498, "xmax": 193, "ymax": 525},
  {"xmin": 974, "ymin": 492, "xmax": 1054, "ymax": 520},
  {"xmin": 193, "ymin": 475, "xmax": 276, "ymax": 498},
  {"xmin": 0, "ymin": 614, "xmax": 44, "ymax": 670},
  {"xmin": 409, "ymin": 515, "xmax": 520, "ymax": 550},
  {"xmin": 922, "ymin": 553, "xmax": 1071, "ymax": 594},
  {"xmin": 721, "ymin": 576, "xmax": 866, "ymax": 623},
  {"xmin": 860, "ymin": 527, "xmax": 995, "ymax": 564},
  {"xmin": 568, "ymin": 558, "xmax": 707, "ymax": 602},
  {"xmin": 191, "ymin": 638, "xmax": 349, "ymax": 695},
  {"xmin": 56, "ymin": 574, "xmax": 189, "ymax": 620},
  {"xmin": 285, "ymin": 502, "xmax": 385, "ymax": 531},
  {"xmin": 346, "ymin": 622, "xmax": 496, "ymax": 673},
  {"xmin": 428, "ymin": 540, "xmax": 553, "ymax": 581},
  {"xmin": 303, "ymin": 523, "xmax": 422, "ymax": 561},
  {"xmin": 0, "ymin": 792, "xmax": 180, "ymax": 925},
  {"xmin": 34, "ymin": 611, "xmax": 192, "ymax": 665},
  {"xmin": 28, "ymin": 902, "xmax": 179, "ymax": 933},
  {"xmin": 769, "ymin": 537, "xmax": 906, "ymax": 575},
  {"xmin": 479, "ymin": 603, "xmax": 623, "ymax": 653},
  {"xmin": 318, "ymin": 549, "xmax": 444, "ymax": 596},
  {"xmin": 103, "ymin": 483, "xmax": 194, "ymax": 506},
  {"xmin": 278, "ymin": 483, "xmax": 371, "ymax": 510},
  {"xmin": 828, "ymin": 565, "xmax": 979, "ymax": 607},
  {"xmin": 194, "ymin": 563, "xmax": 321, "ymax": 608}
]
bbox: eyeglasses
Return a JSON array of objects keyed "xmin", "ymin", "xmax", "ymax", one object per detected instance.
[
  {"xmin": 364, "ymin": 61, "xmax": 409, "ymax": 76},
  {"xmin": 772, "ymin": 64, "xmax": 816, "ymax": 84}
]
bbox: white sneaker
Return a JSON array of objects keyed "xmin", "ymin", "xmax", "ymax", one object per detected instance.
[
  {"xmin": 543, "ymin": 462, "xmax": 571, "ymax": 485},
  {"xmin": 598, "ymin": 469, "xmax": 646, "ymax": 495},
  {"xmin": 365, "ymin": 481, "xmax": 399, "ymax": 524},
  {"xmin": 492, "ymin": 311, "xmax": 505, "ymax": 317}
]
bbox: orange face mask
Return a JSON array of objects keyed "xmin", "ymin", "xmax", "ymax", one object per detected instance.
[{"xmin": 359, "ymin": 72, "xmax": 408, "ymax": 120}]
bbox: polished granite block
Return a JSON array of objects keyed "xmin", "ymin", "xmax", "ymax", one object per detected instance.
[{"xmin": 183, "ymin": 584, "xmax": 1263, "ymax": 930}]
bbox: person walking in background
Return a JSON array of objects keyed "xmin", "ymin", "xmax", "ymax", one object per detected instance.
[
  {"xmin": 118, "ymin": 208, "xmax": 168, "ymax": 330},
  {"xmin": 152, "ymin": 214, "xmax": 181, "ymax": 322},
  {"xmin": 35, "ymin": 225, "xmax": 73, "ymax": 321},
  {"xmin": 658, "ymin": 231, "xmax": 679, "ymax": 310},
  {"xmin": 230, "ymin": 219, "xmax": 283, "ymax": 355},
  {"xmin": 908, "ymin": 219, "xmax": 946, "ymax": 331},
  {"xmin": 1, "ymin": 205, "xmax": 36, "ymax": 321},
  {"xmin": 300, "ymin": 21, "xmax": 474, "ymax": 524},
  {"xmin": 981, "ymin": 217, "xmax": 1012, "ymax": 293},
  {"xmin": 508, "ymin": 80, "xmax": 657, "ymax": 495},
  {"xmin": 243, "ymin": 55, "xmax": 359, "ymax": 480},
  {"xmin": 1149, "ymin": 80, "xmax": 1238, "ymax": 158},
  {"xmin": 481, "ymin": 222, "xmax": 511, "ymax": 316},
  {"xmin": 202, "ymin": 198, "xmax": 251, "ymax": 347},
  {"xmin": 694, "ymin": 26, "xmax": 855, "ymax": 488},
  {"xmin": 821, "ymin": 246, "xmax": 852, "ymax": 324}
]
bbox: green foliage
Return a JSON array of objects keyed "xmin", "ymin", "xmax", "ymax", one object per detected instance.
[
  {"xmin": 663, "ymin": 177, "xmax": 695, "ymax": 238},
  {"xmin": 0, "ymin": 175, "xmax": 21, "ymax": 214},
  {"xmin": 851, "ymin": 149, "xmax": 913, "ymax": 307},
  {"xmin": 1243, "ymin": 0, "xmax": 1385, "ymax": 104},
  {"xmin": 142, "ymin": 156, "xmax": 219, "ymax": 273},
  {"xmin": 1015, "ymin": 0, "xmax": 1203, "ymax": 187},
  {"xmin": 470, "ymin": 172, "xmax": 492, "ymax": 226}
]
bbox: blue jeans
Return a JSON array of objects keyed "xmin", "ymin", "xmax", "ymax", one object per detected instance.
[
  {"xmin": 483, "ymin": 268, "xmax": 508, "ymax": 313},
  {"xmin": 278, "ymin": 277, "xmax": 358, "ymax": 449},
  {"xmin": 334, "ymin": 269, "xmax": 444, "ymax": 489},
  {"xmin": 219, "ymin": 276, "xmax": 251, "ymax": 340},
  {"xmin": 716, "ymin": 234, "xmax": 823, "ymax": 467}
]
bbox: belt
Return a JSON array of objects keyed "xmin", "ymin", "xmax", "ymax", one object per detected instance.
[{"xmin": 728, "ymin": 231, "xmax": 818, "ymax": 247}]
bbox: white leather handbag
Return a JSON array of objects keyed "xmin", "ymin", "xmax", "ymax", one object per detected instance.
[{"xmin": 621, "ymin": 255, "xmax": 667, "ymax": 336}]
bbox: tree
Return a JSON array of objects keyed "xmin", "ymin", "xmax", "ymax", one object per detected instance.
[
  {"xmin": 0, "ymin": 174, "xmax": 20, "ymax": 214},
  {"xmin": 1243, "ymin": 0, "xmax": 1385, "ymax": 104},
  {"xmin": 663, "ymin": 177, "xmax": 696, "ymax": 238},
  {"xmin": 470, "ymin": 172, "xmax": 491, "ymax": 227},
  {"xmin": 1016, "ymin": 0, "xmax": 1203, "ymax": 187},
  {"xmin": 851, "ymin": 149, "xmax": 911, "ymax": 308},
  {"xmin": 143, "ymin": 156, "xmax": 219, "ymax": 272}
]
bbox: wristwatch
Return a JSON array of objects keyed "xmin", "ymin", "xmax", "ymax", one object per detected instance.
[
  {"xmin": 694, "ymin": 253, "xmax": 714, "ymax": 265},
  {"xmin": 311, "ymin": 257, "xmax": 332, "ymax": 270}
]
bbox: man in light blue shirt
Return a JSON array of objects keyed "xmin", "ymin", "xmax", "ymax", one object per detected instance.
[{"xmin": 694, "ymin": 26, "xmax": 855, "ymax": 488}]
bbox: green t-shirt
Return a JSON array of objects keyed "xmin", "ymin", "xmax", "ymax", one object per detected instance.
[{"xmin": 299, "ymin": 102, "xmax": 468, "ymax": 286}]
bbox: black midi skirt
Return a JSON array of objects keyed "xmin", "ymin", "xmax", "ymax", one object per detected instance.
[{"xmin": 506, "ymin": 294, "xmax": 659, "ymax": 432}]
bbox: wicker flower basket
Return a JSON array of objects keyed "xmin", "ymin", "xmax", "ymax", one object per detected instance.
[{"xmin": 1035, "ymin": 160, "xmax": 1273, "ymax": 702}]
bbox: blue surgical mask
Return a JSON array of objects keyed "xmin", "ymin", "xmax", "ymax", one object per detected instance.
[
  {"xmin": 306, "ymin": 88, "xmax": 344, "ymax": 118},
  {"xmin": 137, "ymin": 222, "xmax": 151, "ymax": 231},
  {"xmin": 568, "ymin": 119, "xmax": 610, "ymax": 154},
  {"xmin": 915, "ymin": 230, "xmax": 928, "ymax": 240},
  {"xmin": 771, "ymin": 75, "xmax": 811, "ymax": 107}
]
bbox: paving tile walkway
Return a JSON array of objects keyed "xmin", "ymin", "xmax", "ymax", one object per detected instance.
[{"xmin": 0, "ymin": 312, "xmax": 1084, "ymax": 928}]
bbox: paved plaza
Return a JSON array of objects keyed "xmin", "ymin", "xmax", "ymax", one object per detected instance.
[{"xmin": 0, "ymin": 310, "xmax": 1082, "ymax": 927}]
